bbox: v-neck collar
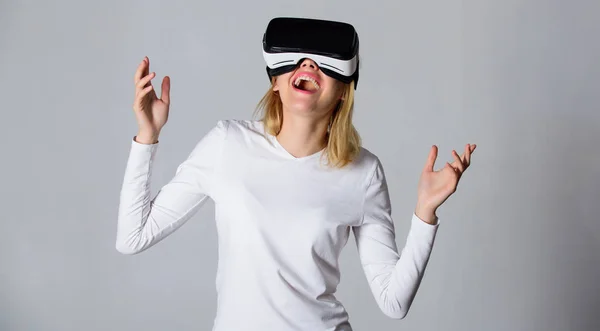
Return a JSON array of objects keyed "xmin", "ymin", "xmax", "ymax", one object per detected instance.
[{"xmin": 264, "ymin": 128, "xmax": 325, "ymax": 162}]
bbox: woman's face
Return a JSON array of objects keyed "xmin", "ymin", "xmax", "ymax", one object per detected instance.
[{"xmin": 272, "ymin": 58, "xmax": 345, "ymax": 119}]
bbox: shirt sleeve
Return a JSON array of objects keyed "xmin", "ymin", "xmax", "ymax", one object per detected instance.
[
  {"xmin": 115, "ymin": 120, "xmax": 228, "ymax": 255},
  {"xmin": 352, "ymin": 156, "xmax": 439, "ymax": 319}
]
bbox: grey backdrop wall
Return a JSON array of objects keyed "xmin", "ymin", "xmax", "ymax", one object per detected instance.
[{"xmin": 1, "ymin": 1, "xmax": 598, "ymax": 330}]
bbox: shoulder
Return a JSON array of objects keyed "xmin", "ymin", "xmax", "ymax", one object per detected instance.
[
  {"xmin": 196, "ymin": 119, "xmax": 265, "ymax": 144},
  {"xmin": 206, "ymin": 119, "xmax": 271, "ymax": 153},
  {"xmin": 332, "ymin": 146, "xmax": 385, "ymax": 193},
  {"xmin": 354, "ymin": 146, "xmax": 384, "ymax": 177},
  {"xmin": 212, "ymin": 119, "xmax": 265, "ymax": 138}
]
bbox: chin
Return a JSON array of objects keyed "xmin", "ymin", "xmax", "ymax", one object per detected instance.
[
  {"xmin": 280, "ymin": 92, "xmax": 318, "ymax": 112},
  {"xmin": 278, "ymin": 85, "xmax": 336, "ymax": 118}
]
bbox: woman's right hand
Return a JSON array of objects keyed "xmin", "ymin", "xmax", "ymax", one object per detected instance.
[{"xmin": 133, "ymin": 56, "xmax": 170, "ymax": 144}]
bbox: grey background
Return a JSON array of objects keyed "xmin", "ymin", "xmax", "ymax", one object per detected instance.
[{"xmin": 1, "ymin": 0, "xmax": 598, "ymax": 330}]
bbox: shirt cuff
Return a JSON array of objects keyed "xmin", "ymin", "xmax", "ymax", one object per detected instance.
[
  {"xmin": 129, "ymin": 135, "xmax": 159, "ymax": 162},
  {"xmin": 410, "ymin": 212, "xmax": 440, "ymax": 238}
]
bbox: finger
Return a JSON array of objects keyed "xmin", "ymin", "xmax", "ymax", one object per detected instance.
[
  {"xmin": 452, "ymin": 150, "xmax": 464, "ymax": 172},
  {"xmin": 459, "ymin": 144, "xmax": 469, "ymax": 167},
  {"xmin": 134, "ymin": 56, "xmax": 148, "ymax": 84},
  {"xmin": 424, "ymin": 145, "xmax": 438, "ymax": 172},
  {"xmin": 458, "ymin": 144, "xmax": 474, "ymax": 166},
  {"xmin": 467, "ymin": 143, "xmax": 477, "ymax": 165},
  {"xmin": 450, "ymin": 148, "xmax": 466, "ymax": 169},
  {"xmin": 464, "ymin": 144, "xmax": 472, "ymax": 166},
  {"xmin": 136, "ymin": 72, "xmax": 156, "ymax": 91},
  {"xmin": 136, "ymin": 85, "xmax": 154, "ymax": 103},
  {"xmin": 450, "ymin": 158, "xmax": 463, "ymax": 171},
  {"xmin": 143, "ymin": 57, "xmax": 150, "ymax": 79},
  {"xmin": 161, "ymin": 76, "xmax": 170, "ymax": 104},
  {"xmin": 455, "ymin": 146, "xmax": 467, "ymax": 165},
  {"xmin": 445, "ymin": 162, "xmax": 459, "ymax": 177}
]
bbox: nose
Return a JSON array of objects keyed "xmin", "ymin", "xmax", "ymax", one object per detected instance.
[{"xmin": 299, "ymin": 58, "xmax": 319, "ymax": 71}]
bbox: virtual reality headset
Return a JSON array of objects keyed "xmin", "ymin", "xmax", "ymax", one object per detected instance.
[{"xmin": 262, "ymin": 17, "xmax": 360, "ymax": 89}]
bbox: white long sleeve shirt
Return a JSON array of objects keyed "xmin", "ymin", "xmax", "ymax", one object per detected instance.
[{"xmin": 116, "ymin": 119, "xmax": 440, "ymax": 331}]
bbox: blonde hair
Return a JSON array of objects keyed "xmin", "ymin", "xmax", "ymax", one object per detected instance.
[{"xmin": 253, "ymin": 79, "xmax": 362, "ymax": 168}]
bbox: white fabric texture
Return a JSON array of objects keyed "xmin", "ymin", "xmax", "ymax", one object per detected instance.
[{"xmin": 116, "ymin": 119, "xmax": 440, "ymax": 331}]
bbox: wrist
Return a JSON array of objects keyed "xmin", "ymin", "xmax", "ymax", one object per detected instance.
[
  {"xmin": 135, "ymin": 132, "xmax": 159, "ymax": 144},
  {"xmin": 415, "ymin": 204, "xmax": 438, "ymax": 225}
]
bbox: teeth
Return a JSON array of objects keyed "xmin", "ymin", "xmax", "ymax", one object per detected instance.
[{"xmin": 294, "ymin": 75, "xmax": 320, "ymax": 90}]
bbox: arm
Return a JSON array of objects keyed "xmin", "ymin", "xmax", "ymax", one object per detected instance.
[
  {"xmin": 352, "ymin": 157, "xmax": 439, "ymax": 319},
  {"xmin": 115, "ymin": 120, "xmax": 228, "ymax": 255}
]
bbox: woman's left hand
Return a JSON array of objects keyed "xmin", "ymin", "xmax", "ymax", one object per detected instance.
[{"xmin": 415, "ymin": 144, "xmax": 476, "ymax": 218}]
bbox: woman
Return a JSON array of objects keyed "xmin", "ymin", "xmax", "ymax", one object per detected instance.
[{"xmin": 117, "ymin": 18, "xmax": 475, "ymax": 331}]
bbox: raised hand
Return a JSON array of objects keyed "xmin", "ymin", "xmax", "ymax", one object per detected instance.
[
  {"xmin": 132, "ymin": 56, "xmax": 171, "ymax": 144},
  {"xmin": 415, "ymin": 144, "xmax": 476, "ymax": 222}
]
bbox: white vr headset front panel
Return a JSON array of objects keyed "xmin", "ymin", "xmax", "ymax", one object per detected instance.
[{"xmin": 263, "ymin": 50, "xmax": 358, "ymax": 77}]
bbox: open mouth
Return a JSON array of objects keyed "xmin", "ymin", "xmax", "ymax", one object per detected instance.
[{"xmin": 292, "ymin": 75, "xmax": 320, "ymax": 93}]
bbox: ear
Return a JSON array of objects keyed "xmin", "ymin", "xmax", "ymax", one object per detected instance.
[{"xmin": 272, "ymin": 77, "xmax": 279, "ymax": 92}]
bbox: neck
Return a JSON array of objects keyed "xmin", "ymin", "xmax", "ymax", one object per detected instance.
[{"xmin": 276, "ymin": 112, "xmax": 330, "ymax": 158}]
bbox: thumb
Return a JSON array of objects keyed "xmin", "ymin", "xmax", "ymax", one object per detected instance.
[
  {"xmin": 423, "ymin": 145, "xmax": 438, "ymax": 172},
  {"xmin": 161, "ymin": 76, "xmax": 170, "ymax": 104}
]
